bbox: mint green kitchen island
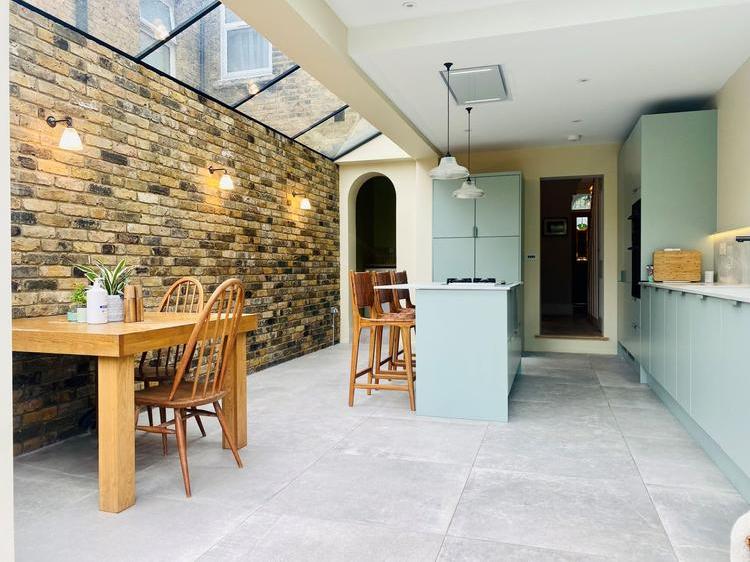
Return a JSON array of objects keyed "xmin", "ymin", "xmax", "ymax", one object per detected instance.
[{"xmin": 380, "ymin": 282, "xmax": 522, "ymax": 422}]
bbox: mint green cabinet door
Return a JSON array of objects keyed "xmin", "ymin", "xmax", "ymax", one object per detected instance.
[
  {"xmin": 689, "ymin": 295, "xmax": 723, "ymax": 437},
  {"xmin": 433, "ymin": 180, "xmax": 475, "ymax": 238},
  {"xmin": 651, "ymin": 289, "xmax": 666, "ymax": 386},
  {"xmin": 640, "ymin": 287, "xmax": 651, "ymax": 374},
  {"xmin": 718, "ymin": 301, "xmax": 750, "ymax": 476},
  {"xmin": 432, "ymin": 238, "xmax": 475, "ymax": 281},
  {"xmin": 663, "ymin": 290, "xmax": 677, "ymax": 398},
  {"xmin": 475, "ymin": 175, "xmax": 521, "ymax": 237},
  {"xmin": 475, "ymin": 237, "xmax": 520, "ymax": 283},
  {"xmin": 674, "ymin": 292, "xmax": 691, "ymax": 412}
]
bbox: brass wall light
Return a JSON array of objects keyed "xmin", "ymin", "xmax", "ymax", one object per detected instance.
[
  {"xmin": 46, "ymin": 116, "xmax": 82, "ymax": 151},
  {"xmin": 293, "ymin": 192, "xmax": 311, "ymax": 210},
  {"xmin": 209, "ymin": 165, "xmax": 234, "ymax": 190}
]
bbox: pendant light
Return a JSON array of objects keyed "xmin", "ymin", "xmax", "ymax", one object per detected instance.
[
  {"xmin": 452, "ymin": 106, "xmax": 484, "ymax": 199},
  {"xmin": 429, "ymin": 62, "xmax": 469, "ymax": 180}
]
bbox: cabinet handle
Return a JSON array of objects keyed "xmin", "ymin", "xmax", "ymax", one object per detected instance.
[
  {"xmin": 473, "ymin": 226, "xmax": 478, "ymax": 238},
  {"xmin": 734, "ymin": 301, "xmax": 742, "ymax": 308}
]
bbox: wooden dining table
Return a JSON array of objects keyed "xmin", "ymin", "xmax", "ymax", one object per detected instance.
[{"xmin": 12, "ymin": 311, "xmax": 258, "ymax": 513}]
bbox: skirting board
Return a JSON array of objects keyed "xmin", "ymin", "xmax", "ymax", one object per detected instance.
[{"xmin": 648, "ymin": 374, "xmax": 750, "ymax": 502}]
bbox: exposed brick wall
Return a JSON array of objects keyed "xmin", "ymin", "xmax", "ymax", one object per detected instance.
[{"xmin": 9, "ymin": 3, "xmax": 340, "ymax": 455}]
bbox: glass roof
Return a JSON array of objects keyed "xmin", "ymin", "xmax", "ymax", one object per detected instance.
[{"xmin": 19, "ymin": 0, "xmax": 380, "ymax": 160}]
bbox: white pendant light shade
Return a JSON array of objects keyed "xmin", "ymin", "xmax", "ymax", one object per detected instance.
[
  {"xmin": 299, "ymin": 197, "xmax": 312, "ymax": 210},
  {"xmin": 59, "ymin": 126, "xmax": 83, "ymax": 151},
  {"xmin": 452, "ymin": 177, "xmax": 484, "ymax": 199},
  {"xmin": 218, "ymin": 172, "xmax": 234, "ymax": 190},
  {"xmin": 430, "ymin": 156, "xmax": 469, "ymax": 180}
]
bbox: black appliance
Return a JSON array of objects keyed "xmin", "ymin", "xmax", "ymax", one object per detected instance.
[{"xmin": 446, "ymin": 277, "xmax": 497, "ymax": 284}]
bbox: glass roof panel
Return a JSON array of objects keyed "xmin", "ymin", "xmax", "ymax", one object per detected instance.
[
  {"xmin": 236, "ymin": 68, "xmax": 344, "ymax": 138},
  {"xmin": 146, "ymin": 5, "xmax": 297, "ymax": 106},
  {"xmin": 24, "ymin": 0, "xmax": 217, "ymax": 56},
  {"xmin": 296, "ymin": 108, "xmax": 379, "ymax": 159}
]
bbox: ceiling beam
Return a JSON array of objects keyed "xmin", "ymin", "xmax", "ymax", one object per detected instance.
[{"xmin": 221, "ymin": 0, "xmax": 437, "ymax": 160}]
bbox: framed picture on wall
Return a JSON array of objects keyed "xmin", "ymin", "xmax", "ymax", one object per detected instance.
[{"xmin": 543, "ymin": 218, "xmax": 568, "ymax": 236}]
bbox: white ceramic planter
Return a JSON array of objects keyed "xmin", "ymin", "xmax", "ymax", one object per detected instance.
[
  {"xmin": 107, "ymin": 294, "xmax": 124, "ymax": 322},
  {"xmin": 76, "ymin": 307, "xmax": 87, "ymax": 323}
]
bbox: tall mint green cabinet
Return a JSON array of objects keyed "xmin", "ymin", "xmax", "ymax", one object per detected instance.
[
  {"xmin": 432, "ymin": 172, "xmax": 522, "ymax": 282},
  {"xmin": 617, "ymin": 110, "xmax": 717, "ymax": 364}
]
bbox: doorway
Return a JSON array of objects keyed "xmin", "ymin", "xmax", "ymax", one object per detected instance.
[
  {"xmin": 540, "ymin": 176, "xmax": 603, "ymax": 338},
  {"xmin": 356, "ymin": 176, "xmax": 396, "ymax": 271}
]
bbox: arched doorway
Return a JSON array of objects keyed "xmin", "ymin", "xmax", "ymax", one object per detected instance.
[{"xmin": 355, "ymin": 176, "xmax": 396, "ymax": 271}]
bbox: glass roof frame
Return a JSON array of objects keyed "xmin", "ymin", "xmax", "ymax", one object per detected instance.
[{"xmin": 15, "ymin": 0, "xmax": 381, "ymax": 160}]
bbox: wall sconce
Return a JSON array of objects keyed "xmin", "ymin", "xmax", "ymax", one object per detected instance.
[
  {"xmin": 209, "ymin": 165, "xmax": 234, "ymax": 190},
  {"xmin": 293, "ymin": 192, "xmax": 311, "ymax": 210},
  {"xmin": 46, "ymin": 116, "xmax": 82, "ymax": 151}
]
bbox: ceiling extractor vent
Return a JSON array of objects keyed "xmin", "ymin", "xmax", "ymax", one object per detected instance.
[{"xmin": 440, "ymin": 65, "xmax": 510, "ymax": 105}]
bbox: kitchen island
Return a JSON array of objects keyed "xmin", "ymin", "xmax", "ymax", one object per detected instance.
[{"xmin": 378, "ymin": 282, "xmax": 522, "ymax": 422}]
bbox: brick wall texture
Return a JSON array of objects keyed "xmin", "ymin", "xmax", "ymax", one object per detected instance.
[{"xmin": 9, "ymin": 3, "xmax": 341, "ymax": 455}]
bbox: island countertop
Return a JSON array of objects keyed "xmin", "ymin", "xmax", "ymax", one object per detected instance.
[
  {"xmin": 375, "ymin": 281, "xmax": 523, "ymax": 292},
  {"xmin": 640, "ymin": 282, "xmax": 750, "ymax": 303}
]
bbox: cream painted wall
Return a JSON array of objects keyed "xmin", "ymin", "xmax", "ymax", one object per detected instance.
[
  {"xmin": 454, "ymin": 143, "xmax": 620, "ymax": 354},
  {"xmin": 1, "ymin": 1, "xmax": 15, "ymax": 556},
  {"xmin": 716, "ymin": 56, "xmax": 750, "ymax": 232},
  {"xmin": 338, "ymin": 156, "xmax": 434, "ymax": 343}
]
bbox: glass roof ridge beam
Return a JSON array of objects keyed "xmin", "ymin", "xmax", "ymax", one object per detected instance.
[
  {"xmin": 292, "ymin": 104, "xmax": 349, "ymax": 140},
  {"xmin": 335, "ymin": 131, "xmax": 382, "ymax": 160},
  {"xmin": 136, "ymin": 0, "xmax": 222, "ymax": 61},
  {"xmin": 231, "ymin": 64, "xmax": 301, "ymax": 109}
]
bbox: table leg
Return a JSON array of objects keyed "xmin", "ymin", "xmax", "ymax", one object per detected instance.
[
  {"xmin": 223, "ymin": 332, "xmax": 247, "ymax": 449},
  {"xmin": 97, "ymin": 355, "xmax": 136, "ymax": 513}
]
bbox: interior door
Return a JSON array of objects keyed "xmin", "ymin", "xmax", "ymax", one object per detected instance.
[
  {"xmin": 474, "ymin": 175, "xmax": 520, "ymax": 237},
  {"xmin": 432, "ymin": 238, "xmax": 475, "ymax": 281},
  {"xmin": 475, "ymin": 237, "xmax": 520, "ymax": 283},
  {"xmin": 432, "ymin": 180, "xmax": 475, "ymax": 238}
]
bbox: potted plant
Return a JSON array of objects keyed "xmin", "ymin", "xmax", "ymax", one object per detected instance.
[
  {"xmin": 70, "ymin": 283, "xmax": 87, "ymax": 322},
  {"xmin": 75, "ymin": 259, "xmax": 134, "ymax": 322}
]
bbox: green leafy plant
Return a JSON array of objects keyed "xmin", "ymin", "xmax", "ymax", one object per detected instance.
[
  {"xmin": 71, "ymin": 283, "xmax": 87, "ymax": 306},
  {"xmin": 75, "ymin": 259, "xmax": 134, "ymax": 296}
]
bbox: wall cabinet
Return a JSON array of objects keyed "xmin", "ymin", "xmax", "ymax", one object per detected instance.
[
  {"xmin": 641, "ymin": 285, "xmax": 750, "ymax": 485},
  {"xmin": 432, "ymin": 172, "xmax": 522, "ymax": 282}
]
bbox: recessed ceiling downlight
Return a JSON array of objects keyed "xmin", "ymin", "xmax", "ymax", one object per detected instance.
[
  {"xmin": 402, "ymin": 1, "xmax": 417, "ymax": 7},
  {"xmin": 440, "ymin": 65, "xmax": 509, "ymax": 105},
  {"xmin": 568, "ymin": 134, "xmax": 582, "ymax": 142}
]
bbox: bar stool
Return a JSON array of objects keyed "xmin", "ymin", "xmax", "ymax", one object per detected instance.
[
  {"xmin": 388, "ymin": 270, "xmax": 416, "ymax": 369},
  {"xmin": 348, "ymin": 271, "xmax": 416, "ymax": 410},
  {"xmin": 372, "ymin": 271, "xmax": 414, "ymax": 371}
]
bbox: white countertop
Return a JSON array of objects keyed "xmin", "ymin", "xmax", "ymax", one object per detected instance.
[
  {"xmin": 641, "ymin": 282, "xmax": 750, "ymax": 303},
  {"xmin": 376, "ymin": 282, "xmax": 522, "ymax": 292}
]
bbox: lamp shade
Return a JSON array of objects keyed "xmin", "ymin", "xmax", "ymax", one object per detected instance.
[
  {"xmin": 452, "ymin": 177, "xmax": 485, "ymax": 199},
  {"xmin": 218, "ymin": 172, "xmax": 234, "ymax": 190},
  {"xmin": 58, "ymin": 126, "xmax": 83, "ymax": 151},
  {"xmin": 299, "ymin": 197, "xmax": 312, "ymax": 210},
  {"xmin": 429, "ymin": 156, "xmax": 469, "ymax": 180}
]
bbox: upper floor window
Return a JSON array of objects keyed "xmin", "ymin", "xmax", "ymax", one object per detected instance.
[
  {"xmin": 221, "ymin": 7, "xmax": 273, "ymax": 80},
  {"xmin": 140, "ymin": 0, "xmax": 174, "ymax": 74}
]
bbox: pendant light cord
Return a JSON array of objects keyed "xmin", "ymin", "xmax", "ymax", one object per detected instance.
[
  {"xmin": 444, "ymin": 62, "xmax": 452, "ymax": 156},
  {"xmin": 467, "ymin": 106, "xmax": 472, "ymax": 173}
]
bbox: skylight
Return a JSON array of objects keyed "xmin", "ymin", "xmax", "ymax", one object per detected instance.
[
  {"xmin": 440, "ymin": 64, "xmax": 510, "ymax": 105},
  {"xmin": 16, "ymin": 0, "xmax": 379, "ymax": 160}
]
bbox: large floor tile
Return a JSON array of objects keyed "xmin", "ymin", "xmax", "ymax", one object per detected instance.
[
  {"xmin": 520, "ymin": 370, "xmax": 600, "ymax": 386},
  {"xmin": 510, "ymin": 375, "xmax": 608, "ymax": 406},
  {"xmin": 603, "ymin": 386, "xmax": 666, "ymax": 410},
  {"xmin": 476, "ymin": 422, "xmax": 639, "ymax": 481},
  {"xmin": 437, "ymin": 536, "xmax": 609, "ymax": 561},
  {"xmin": 611, "ymin": 406, "xmax": 692, "ymax": 441},
  {"xmin": 648, "ymin": 484, "xmax": 748, "ymax": 557},
  {"xmin": 449, "ymin": 467, "xmax": 675, "ymax": 561},
  {"xmin": 627, "ymin": 436, "xmax": 735, "ymax": 492},
  {"xmin": 13, "ymin": 464, "xmax": 96, "ymax": 526},
  {"xmin": 261, "ymin": 452, "xmax": 470, "ymax": 534},
  {"xmin": 333, "ymin": 416, "xmax": 487, "ymax": 465},
  {"xmin": 595, "ymin": 368, "xmax": 643, "ymax": 388},
  {"xmin": 200, "ymin": 512, "xmax": 443, "ymax": 561}
]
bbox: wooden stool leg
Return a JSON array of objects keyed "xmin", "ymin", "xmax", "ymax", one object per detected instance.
[
  {"xmin": 388, "ymin": 325, "xmax": 399, "ymax": 370},
  {"xmin": 402, "ymin": 326, "xmax": 416, "ymax": 412},
  {"xmin": 348, "ymin": 324, "xmax": 362, "ymax": 407},
  {"xmin": 367, "ymin": 326, "xmax": 377, "ymax": 394},
  {"xmin": 174, "ymin": 408, "xmax": 191, "ymax": 497},
  {"xmin": 372, "ymin": 326, "xmax": 385, "ymax": 393}
]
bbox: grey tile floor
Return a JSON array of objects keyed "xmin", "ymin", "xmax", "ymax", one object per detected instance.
[{"xmin": 13, "ymin": 347, "xmax": 749, "ymax": 561}]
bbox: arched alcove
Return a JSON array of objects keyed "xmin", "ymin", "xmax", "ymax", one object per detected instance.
[{"xmin": 355, "ymin": 176, "xmax": 397, "ymax": 270}]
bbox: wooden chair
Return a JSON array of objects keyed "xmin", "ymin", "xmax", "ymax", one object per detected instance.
[
  {"xmin": 372, "ymin": 271, "xmax": 414, "ymax": 370},
  {"xmin": 349, "ymin": 271, "xmax": 416, "ymax": 410},
  {"xmin": 136, "ymin": 277, "xmax": 205, "ymax": 454},
  {"xmin": 388, "ymin": 270, "xmax": 416, "ymax": 369},
  {"xmin": 135, "ymin": 278, "xmax": 245, "ymax": 497}
]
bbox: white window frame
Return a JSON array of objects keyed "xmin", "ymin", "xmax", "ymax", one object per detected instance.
[
  {"xmin": 139, "ymin": 0, "xmax": 176, "ymax": 74},
  {"xmin": 220, "ymin": 6, "xmax": 273, "ymax": 81}
]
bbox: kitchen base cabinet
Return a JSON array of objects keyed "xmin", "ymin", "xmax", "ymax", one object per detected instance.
[{"xmin": 640, "ymin": 283, "xmax": 750, "ymax": 501}]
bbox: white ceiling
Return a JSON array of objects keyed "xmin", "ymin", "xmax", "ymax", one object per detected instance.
[{"xmin": 324, "ymin": 0, "xmax": 750, "ymax": 151}]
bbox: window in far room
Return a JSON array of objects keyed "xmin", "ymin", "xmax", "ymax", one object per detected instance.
[
  {"xmin": 140, "ymin": 0, "xmax": 175, "ymax": 74},
  {"xmin": 221, "ymin": 6, "xmax": 273, "ymax": 80}
]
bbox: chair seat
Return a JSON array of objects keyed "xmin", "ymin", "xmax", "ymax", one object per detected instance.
[
  {"xmin": 135, "ymin": 382, "xmax": 226, "ymax": 408},
  {"xmin": 381, "ymin": 310, "xmax": 415, "ymax": 321}
]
